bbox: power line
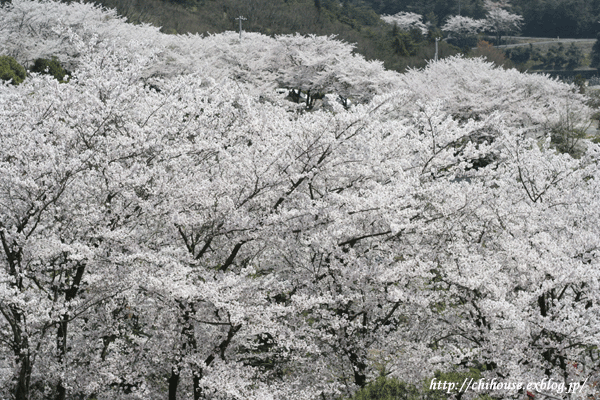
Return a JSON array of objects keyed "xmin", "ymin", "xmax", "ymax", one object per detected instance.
[{"xmin": 236, "ymin": 15, "xmax": 247, "ymax": 40}]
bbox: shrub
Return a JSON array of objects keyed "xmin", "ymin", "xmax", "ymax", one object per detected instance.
[
  {"xmin": 470, "ymin": 40, "xmax": 512, "ymax": 69},
  {"xmin": 351, "ymin": 368, "xmax": 494, "ymax": 400},
  {"xmin": 0, "ymin": 55, "xmax": 26, "ymax": 85},
  {"xmin": 352, "ymin": 377, "xmax": 420, "ymax": 400},
  {"xmin": 545, "ymin": 43, "xmax": 568, "ymax": 70},
  {"xmin": 447, "ymin": 35, "xmax": 478, "ymax": 50},
  {"xmin": 505, "ymin": 45, "xmax": 531, "ymax": 65},
  {"xmin": 566, "ymin": 43, "xmax": 584, "ymax": 71},
  {"xmin": 30, "ymin": 57, "xmax": 69, "ymax": 82}
]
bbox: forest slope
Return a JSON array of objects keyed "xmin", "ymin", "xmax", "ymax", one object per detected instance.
[
  {"xmin": 74, "ymin": 0, "xmax": 600, "ymax": 40},
  {"xmin": 44, "ymin": 0, "xmax": 600, "ymax": 74},
  {"xmin": 56, "ymin": 0, "xmax": 458, "ymax": 72}
]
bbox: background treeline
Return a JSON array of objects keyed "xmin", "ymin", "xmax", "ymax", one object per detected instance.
[
  {"xmin": 505, "ymin": 42, "xmax": 586, "ymax": 70},
  {"xmin": 57, "ymin": 0, "xmax": 459, "ymax": 72},
  {"xmin": 512, "ymin": 0, "xmax": 600, "ymax": 38},
  {"xmin": 5, "ymin": 0, "xmax": 600, "ymax": 70},
  {"xmin": 362, "ymin": 0, "xmax": 600, "ymax": 38},
  {"xmin": 5, "ymin": 0, "xmax": 600, "ymax": 39}
]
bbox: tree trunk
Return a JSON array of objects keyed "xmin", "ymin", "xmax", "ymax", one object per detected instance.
[
  {"xmin": 15, "ymin": 341, "xmax": 32, "ymax": 400},
  {"xmin": 55, "ymin": 263, "xmax": 85, "ymax": 400},
  {"xmin": 348, "ymin": 351, "xmax": 367, "ymax": 388},
  {"xmin": 168, "ymin": 367, "xmax": 180, "ymax": 400},
  {"xmin": 193, "ymin": 372, "xmax": 202, "ymax": 400},
  {"xmin": 54, "ymin": 317, "xmax": 68, "ymax": 400},
  {"xmin": 169, "ymin": 304, "xmax": 200, "ymax": 400},
  {"xmin": 1, "ymin": 231, "xmax": 33, "ymax": 400}
]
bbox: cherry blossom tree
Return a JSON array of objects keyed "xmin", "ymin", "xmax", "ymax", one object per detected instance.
[
  {"xmin": 418, "ymin": 126, "xmax": 600, "ymax": 399},
  {"xmin": 381, "ymin": 12, "xmax": 428, "ymax": 35},
  {"xmin": 0, "ymin": 25, "xmax": 413, "ymax": 398},
  {"xmin": 485, "ymin": 8, "xmax": 523, "ymax": 45},
  {"xmin": 0, "ymin": 0, "xmax": 161, "ymax": 68},
  {"xmin": 0, "ymin": 40, "xmax": 160, "ymax": 399},
  {"xmin": 0, "ymin": 1, "xmax": 396, "ymax": 108},
  {"xmin": 270, "ymin": 34, "xmax": 399, "ymax": 106},
  {"xmin": 396, "ymin": 56, "xmax": 591, "ymax": 145},
  {"xmin": 441, "ymin": 15, "xmax": 486, "ymax": 47},
  {"xmin": 1, "ymin": 2, "xmax": 600, "ymax": 400}
]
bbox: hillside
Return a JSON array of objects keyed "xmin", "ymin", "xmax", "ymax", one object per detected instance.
[
  {"xmin": 55, "ymin": 0, "xmax": 600, "ymax": 76},
  {"xmin": 364, "ymin": 0, "xmax": 600, "ymax": 38},
  {"xmin": 67, "ymin": 0, "xmax": 459, "ymax": 72},
  {"xmin": 6, "ymin": 0, "xmax": 599, "ymax": 43},
  {"xmin": 79, "ymin": 0, "xmax": 600, "ymax": 40}
]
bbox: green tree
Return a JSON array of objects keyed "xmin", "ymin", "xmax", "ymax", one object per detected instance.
[
  {"xmin": 529, "ymin": 43, "xmax": 543, "ymax": 63},
  {"xmin": 392, "ymin": 29, "xmax": 417, "ymax": 56},
  {"xmin": 505, "ymin": 45, "xmax": 531, "ymax": 65},
  {"xmin": 565, "ymin": 42, "xmax": 583, "ymax": 70},
  {"xmin": 352, "ymin": 377, "xmax": 420, "ymax": 400},
  {"xmin": 351, "ymin": 368, "xmax": 494, "ymax": 400},
  {"xmin": 0, "ymin": 55, "xmax": 26, "ymax": 85},
  {"xmin": 30, "ymin": 57, "xmax": 69, "ymax": 82},
  {"xmin": 546, "ymin": 43, "xmax": 568, "ymax": 70},
  {"xmin": 425, "ymin": 11, "xmax": 439, "ymax": 28}
]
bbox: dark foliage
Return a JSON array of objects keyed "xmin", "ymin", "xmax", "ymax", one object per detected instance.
[
  {"xmin": 30, "ymin": 57, "xmax": 70, "ymax": 82},
  {"xmin": 72, "ymin": 0, "xmax": 460, "ymax": 72},
  {"xmin": 510, "ymin": 0, "xmax": 600, "ymax": 38},
  {"xmin": 0, "ymin": 55, "xmax": 26, "ymax": 85},
  {"xmin": 362, "ymin": 0, "xmax": 600, "ymax": 38},
  {"xmin": 505, "ymin": 45, "xmax": 533, "ymax": 64}
]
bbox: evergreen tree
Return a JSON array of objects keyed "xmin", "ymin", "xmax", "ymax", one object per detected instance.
[
  {"xmin": 545, "ymin": 43, "xmax": 567, "ymax": 70},
  {"xmin": 391, "ymin": 30, "xmax": 416, "ymax": 56},
  {"xmin": 0, "ymin": 55, "xmax": 26, "ymax": 85},
  {"xmin": 30, "ymin": 57, "xmax": 69, "ymax": 82},
  {"xmin": 505, "ymin": 45, "xmax": 531, "ymax": 65},
  {"xmin": 565, "ymin": 42, "xmax": 583, "ymax": 70}
]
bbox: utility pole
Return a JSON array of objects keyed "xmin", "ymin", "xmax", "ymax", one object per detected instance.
[
  {"xmin": 435, "ymin": 37, "xmax": 440, "ymax": 61},
  {"xmin": 236, "ymin": 15, "xmax": 247, "ymax": 40}
]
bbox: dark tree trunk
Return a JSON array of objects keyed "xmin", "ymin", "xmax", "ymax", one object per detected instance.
[
  {"xmin": 193, "ymin": 372, "xmax": 202, "ymax": 400},
  {"xmin": 54, "ymin": 317, "xmax": 68, "ymax": 400},
  {"xmin": 55, "ymin": 263, "xmax": 85, "ymax": 400},
  {"xmin": 169, "ymin": 304, "xmax": 200, "ymax": 400},
  {"xmin": 15, "ymin": 339, "xmax": 32, "ymax": 400},
  {"xmin": 168, "ymin": 367, "xmax": 180, "ymax": 400},
  {"xmin": 1, "ymin": 233, "xmax": 32, "ymax": 400},
  {"xmin": 348, "ymin": 351, "xmax": 367, "ymax": 388}
]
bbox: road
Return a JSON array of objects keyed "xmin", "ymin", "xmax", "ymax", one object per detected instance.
[{"xmin": 495, "ymin": 37, "xmax": 595, "ymax": 49}]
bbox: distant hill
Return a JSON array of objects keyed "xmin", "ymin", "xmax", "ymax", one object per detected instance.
[
  {"xmin": 511, "ymin": 0, "xmax": 600, "ymax": 38},
  {"xmin": 6, "ymin": 0, "xmax": 600, "ymax": 40},
  {"xmin": 361, "ymin": 0, "xmax": 600, "ymax": 38},
  {"xmin": 18, "ymin": 0, "xmax": 596, "ymax": 72},
  {"xmin": 66, "ymin": 0, "xmax": 459, "ymax": 72}
]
